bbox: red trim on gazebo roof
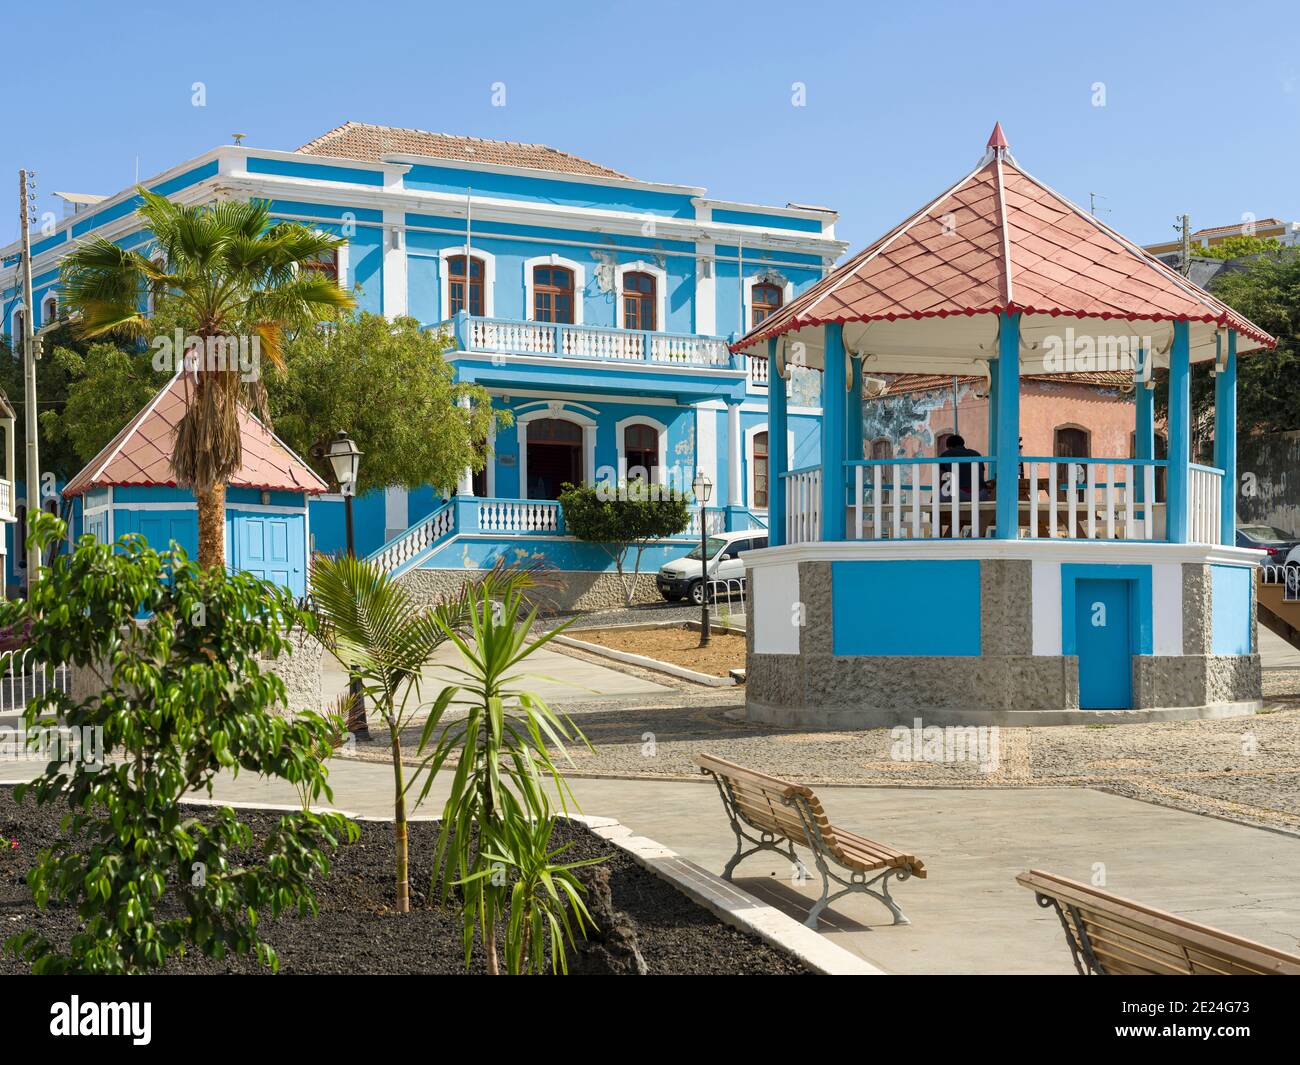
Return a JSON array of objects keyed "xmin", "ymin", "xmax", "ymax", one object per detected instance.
[
  {"xmin": 63, "ymin": 372, "xmax": 329, "ymax": 499},
  {"xmin": 733, "ymin": 129, "xmax": 1275, "ymax": 353}
]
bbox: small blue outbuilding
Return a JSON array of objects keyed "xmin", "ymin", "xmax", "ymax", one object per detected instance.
[{"xmin": 62, "ymin": 372, "xmax": 328, "ymax": 596}]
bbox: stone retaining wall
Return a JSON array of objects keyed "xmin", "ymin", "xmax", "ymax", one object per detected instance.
[{"xmin": 398, "ymin": 568, "xmax": 660, "ymax": 612}]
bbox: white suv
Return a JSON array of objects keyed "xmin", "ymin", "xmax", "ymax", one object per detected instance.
[{"xmin": 656, "ymin": 530, "xmax": 769, "ymax": 605}]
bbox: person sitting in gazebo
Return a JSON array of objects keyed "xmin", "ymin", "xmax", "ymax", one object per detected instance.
[{"xmin": 938, "ymin": 435, "xmax": 991, "ymax": 501}]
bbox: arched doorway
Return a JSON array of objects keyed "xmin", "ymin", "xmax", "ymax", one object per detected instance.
[{"xmin": 526, "ymin": 418, "xmax": 584, "ymax": 499}]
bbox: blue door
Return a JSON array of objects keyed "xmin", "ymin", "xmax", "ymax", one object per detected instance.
[
  {"xmin": 234, "ymin": 512, "xmax": 306, "ymax": 597},
  {"xmin": 1075, "ymin": 578, "xmax": 1132, "ymax": 709}
]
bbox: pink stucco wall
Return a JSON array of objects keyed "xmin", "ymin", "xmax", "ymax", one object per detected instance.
[{"xmin": 863, "ymin": 379, "xmax": 1146, "ymax": 461}]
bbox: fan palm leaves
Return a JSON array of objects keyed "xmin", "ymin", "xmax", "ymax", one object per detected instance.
[{"xmin": 59, "ymin": 189, "xmax": 353, "ymax": 567}]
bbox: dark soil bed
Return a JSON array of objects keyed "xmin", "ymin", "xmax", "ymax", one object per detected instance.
[{"xmin": 0, "ymin": 786, "xmax": 806, "ymax": 975}]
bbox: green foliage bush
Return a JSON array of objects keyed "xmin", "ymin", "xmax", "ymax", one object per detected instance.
[{"xmin": 2, "ymin": 514, "xmax": 357, "ymax": 974}]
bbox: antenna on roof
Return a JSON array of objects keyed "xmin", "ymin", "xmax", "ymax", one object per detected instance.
[
  {"xmin": 232, "ymin": 133, "xmax": 245, "ymax": 145},
  {"xmin": 1088, "ymin": 192, "xmax": 1110, "ymax": 218}
]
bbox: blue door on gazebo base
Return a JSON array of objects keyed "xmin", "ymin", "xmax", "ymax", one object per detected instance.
[{"xmin": 1075, "ymin": 579, "xmax": 1133, "ymax": 709}]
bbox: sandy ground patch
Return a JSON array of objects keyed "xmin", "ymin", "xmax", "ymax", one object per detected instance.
[{"xmin": 569, "ymin": 625, "xmax": 745, "ymax": 678}]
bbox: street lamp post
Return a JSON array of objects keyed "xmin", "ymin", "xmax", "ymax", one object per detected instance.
[
  {"xmin": 326, "ymin": 431, "xmax": 369, "ymax": 741},
  {"xmin": 692, "ymin": 471, "xmax": 713, "ymax": 648}
]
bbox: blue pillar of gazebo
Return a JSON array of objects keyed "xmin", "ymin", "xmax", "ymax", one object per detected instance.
[
  {"xmin": 1214, "ymin": 329, "xmax": 1238, "ymax": 545},
  {"xmin": 821, "ymin": 323, "xmax": 847, "ymax": 540},
  {"xmin": 1167, "ymin": 319, "xmax": 1191, "ymax": 543},
  {"xmin": 767, "ymin": 337, "xmax": 788, "ymax": 546},
  {"xmin": 994, "ymin": 311, "xmax": 1022, "ymax": 538},
  {"xmin": 1134, "ymin": 346, "xmax": 1153, "ymax": 503},
  {"xmin": 848, "ymin": 353, "xmax": 864, "ymax": 463},
  {"xmin": 986, "ymin": 359, "xmax": 999, "ymax": 452}
]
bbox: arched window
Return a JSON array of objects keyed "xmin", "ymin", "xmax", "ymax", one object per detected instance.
[
  {"xmin": 623, "ymin": 423, "xmax": 659, "ymax": 481},
  {"xmin": 448, "ymin": 254, "xmax": 485, "ymax": 317},
  {"xmin": 526, "ymin": 417, "xmax": 584, "ymax": 499},
  {"xmin": 753, "ymin": 431, "xmax": 769, "ymax": 509},
  {"xmin": 11, "ymin": 309, "xmax": 25, "ymax": 342},
  {"xmin": 751, "ymin": 283, "xmax": 783, "ymax": 328},
  {"xmin": 622, "ymin": 271, "xmax": 656, "ymax": 331},
  {"xmin": 42, "ymin": 296, "xmax": 57, "ymax": 323},
  {"xmin": 1055, "ymin": 425, "xmax": 1090, "ymax": 485},
  {"xmin": 533, "ymin": 265, "xmax": 575, "ymax": 324},
  {"xmin": 935, "ymin": 430, "xmax": 958, "ymax": 456}
]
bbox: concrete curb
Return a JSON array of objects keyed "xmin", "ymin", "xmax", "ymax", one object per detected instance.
[
  {"xmin": 554, "ymin": 633, "xmax": 737, "ymax": 687},
  {"xmin": 569, "ymin": 813, "xmax": 884, "ymax": 975}
]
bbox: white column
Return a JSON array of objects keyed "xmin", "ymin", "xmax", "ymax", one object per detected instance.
[
  {"xmin": 726, "ymin": 402, "xmax": 742, "ymax": 507},
  {"xmin": 381, "ymin": 208, "xmax": 407, "ymax": 319},
  {"xmin": 694, "ymin": 240, "xmax": 717, "ymax": 336},
  {"xmin": 695, "ymin": 402, "xmax": 718, "ymax": 489},
  {"xmin": 458, "ymin": 395, "xmax": 474, "ymax": 496}
]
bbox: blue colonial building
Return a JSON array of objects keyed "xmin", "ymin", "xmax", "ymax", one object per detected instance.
[{"xmin": 2, "ymin": 121, "xmax": 842, "ymax": 604}]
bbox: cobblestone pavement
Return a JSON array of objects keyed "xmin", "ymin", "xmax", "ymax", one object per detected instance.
[{"xmin": 349, "ymin": 637, "xmax": 1300, "ymax": 837}]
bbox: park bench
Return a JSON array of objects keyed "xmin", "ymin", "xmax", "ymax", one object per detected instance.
[
  {"xmin": 1018, "ymin": 869, "xmax": 1300, "ymax": 975},
  {"xmin": 697, "ymin": 753, "xmax": 926, "ymax": 928}
]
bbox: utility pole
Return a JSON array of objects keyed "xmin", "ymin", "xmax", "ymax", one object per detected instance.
[
  {"xmin": 1178, "ymin": 213, "xmax": 1191, "ymax": 276},
  {"xmin": 18, "ymin": 169, "xmax": 41, "ymax": 594}
]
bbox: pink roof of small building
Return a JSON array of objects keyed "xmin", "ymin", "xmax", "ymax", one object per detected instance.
[
  {"xmin": 64, "ymin": 372, "xmax": 329, "ymax": 498},
  {"xmin": 736, "ymin": 126, "xmax": 1275, "ymax": 353}
]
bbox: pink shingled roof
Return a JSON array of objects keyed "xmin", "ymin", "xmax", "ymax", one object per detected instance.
[
  {"xmin": 63, "ymin": 372, "xmax": 329, "ymax": 498},
  {"xmin": 735, "ymin": 131, "xmax": 1275, "ymax": 352}
]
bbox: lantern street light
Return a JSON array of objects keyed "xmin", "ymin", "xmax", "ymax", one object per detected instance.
[
  {"xmin": 326, "ymin": 431, "xmax": 369, "ymax": 740},
  {"xmin": 692, "ymin": 471, "xmax": 713, "ymax": 647}
]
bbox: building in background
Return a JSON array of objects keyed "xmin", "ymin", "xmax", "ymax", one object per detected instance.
[{"xmin": 0, "ymin": 122, "xmax": 843, "ymax": 605}]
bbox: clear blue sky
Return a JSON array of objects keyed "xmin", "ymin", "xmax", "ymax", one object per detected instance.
[{"xmin": 4, "ymin": 0, "xmax": 1297, "ymax": 252}]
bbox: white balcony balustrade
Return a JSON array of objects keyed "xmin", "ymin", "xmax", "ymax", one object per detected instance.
[
  {"xmin": 477, "ymin": 498, "xmax": 562, "ymax": 534},
  {"xmin": 451, "ymin": 314, "xmax": 732, "ymax": 368}
]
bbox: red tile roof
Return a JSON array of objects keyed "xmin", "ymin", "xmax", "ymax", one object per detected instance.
[
  {"xmin": 64, "ymin": 373, "xmax": 328, "ymax": 498},
  {"xmin": 736, "ymin": 131, "xmax": 1275, "ymax": 353},
  {"xmin": 297, "ymin": 121, "xmax": 631, "ymax": 179}
]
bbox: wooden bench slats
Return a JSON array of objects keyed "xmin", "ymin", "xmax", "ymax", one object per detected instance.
[
  {"xmin": 698, "ymin": 752, "xmax": 926, "ymax": 927},
  {"xmin": 1018, "ymin": 869, "xmax": 1300, "ymax": 976}
]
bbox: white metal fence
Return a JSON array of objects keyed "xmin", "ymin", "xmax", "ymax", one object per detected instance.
[
  {"xmin": 706, "ymin": 577, "xmax": 747, "ymax": 625},
  {"xmin": 0, "ymin": 649, "xmax": 69, "ymax": 712}
]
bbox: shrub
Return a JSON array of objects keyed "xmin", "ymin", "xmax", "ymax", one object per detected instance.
[{"xmin": 3, "ymin": 514, "xmax": 356, "ymax": 974}]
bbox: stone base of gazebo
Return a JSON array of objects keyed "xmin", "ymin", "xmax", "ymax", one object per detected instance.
[{"xmin": 744, "ymin": 541, "xmax": 1262, "ymax": 728}]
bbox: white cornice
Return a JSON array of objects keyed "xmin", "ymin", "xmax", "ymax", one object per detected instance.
[
  {"xmin": 746, "ymin": 539, "xmax": 1264, "ymax": 568},
  {"xmin": 380, "ymin": 152, "xmax": 705, "ymax": 196},
  {"xmin": 448, "ymin": 350, "xmax": 746, "ymax": 380}
]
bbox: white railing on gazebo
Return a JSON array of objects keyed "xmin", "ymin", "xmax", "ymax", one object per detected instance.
[
  {"xmin": 1188, "ymin": 464, "xmax": 1224, "ymax": 546},
  {"xmin": 783, "ymin": 465, "xmax": 822, "ymax": 544},
  {"xmin": 841, "ymin": 457, "xmax": 1177, "ymax": 542}
]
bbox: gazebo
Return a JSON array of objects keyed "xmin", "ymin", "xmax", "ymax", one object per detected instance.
[{"xmin": 732, "ymin": 125, "xmax": 1275, "ymax": 727}]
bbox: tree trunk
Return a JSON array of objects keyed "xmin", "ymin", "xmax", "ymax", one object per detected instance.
[
  {"xmin": 196, "ymin": 483, "xmax": 226, "ymax": 569},
  {"xmin": 391, "ymin": 729, "xmax": 410, "ymax": 913}
]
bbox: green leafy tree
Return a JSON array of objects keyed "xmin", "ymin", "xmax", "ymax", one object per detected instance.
[
  {"xmin": 1193, "ymin": 235, "xmax": 1283, "ymax": 261},
  {"xmin": 267, "ymin": 310, "xmax": 506, "ymax": 493},
  {"xmin": 40, "ymin": 342, "xmax": 171, "ymax": 464},
  {"xmin": 59, "ymin": 190, "xmax": 353, "ymax": 568},
  {"xmin": 1157, "ymin": 251, "xmax": 1300, "ymax": 442},
  {"xmin": 559, "ymin": 481, "xmax": 690, "ymax": 605},
  {"xmin": 418, "ymin": 583, "xmax": 593, "ymax": 975},
  {"xmin": 2, "ymin": 514, "xmax": 357, "ymax": 975}
]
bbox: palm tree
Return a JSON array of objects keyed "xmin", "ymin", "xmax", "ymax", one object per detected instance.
[{"xmin": 60, "ymin": 189, "xmax": 353, "ymax": 567}]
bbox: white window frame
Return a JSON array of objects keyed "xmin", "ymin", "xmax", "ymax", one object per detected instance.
[
  {"xmin": 524, "ymin": 254, "xmax": 585, "ymax": 326},
  {"xmin": 40, "ymin": 294, "xmax": 57, "ymax": 325},
  {"xmin": 439, "ymin": 245, "xmax": 496, "ymax": 319},
  {"xmin": 743, "ymin": 273, "xmax": 794, "ymax": 332},
  {"xmin": 516, "ymin": 405, "xmax": 597, "ymax": 500},
  {"xmin": 615, "ymin": 415, "xmax": 668, "ymax": 484},
  {"xmin": 8, "ymin": 302, "xmax": 26, "ymax": 340},
  {"xmin": 614, "ymin": 260, "xmax": 667, "ymax": 332}
]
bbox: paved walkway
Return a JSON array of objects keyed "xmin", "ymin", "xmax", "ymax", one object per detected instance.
[{"xmin": 7, "ymin": 754, "xmax": 1295, "ymax": 974}]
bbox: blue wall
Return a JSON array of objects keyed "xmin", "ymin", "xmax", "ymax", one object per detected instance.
[
  {"xmin": 830, "ymin": 559, "xmax": 982, "ymax": 656},
  {"xmin": 1211, "ymin": 564, "xmax": 1253, "ymax": 655}
]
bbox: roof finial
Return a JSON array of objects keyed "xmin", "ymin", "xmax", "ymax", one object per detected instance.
[{"xmin": 987, "ymin": 122, "xmax": 1009, "ymax": 151}]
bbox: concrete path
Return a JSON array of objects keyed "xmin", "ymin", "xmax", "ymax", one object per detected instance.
[
  {"xmin": 8, "ymin": 754, "xmax": 1291, "ymax": 975},
  {"xmin": 1260, "ymin": 626, "xmax": 1300, "ymax": 669},
  {"xmin": 320, "ymin": 639, "xmax": 673, "ymax": 705}
]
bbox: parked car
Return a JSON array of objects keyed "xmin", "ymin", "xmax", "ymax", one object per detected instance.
[
  {"xmin": 657, "ymin": 530, "xmax": 769, "ymax": 605},
  {"xmin": 1235, "ymin": 524, "xmax": 1300, "ymax": 566}
]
